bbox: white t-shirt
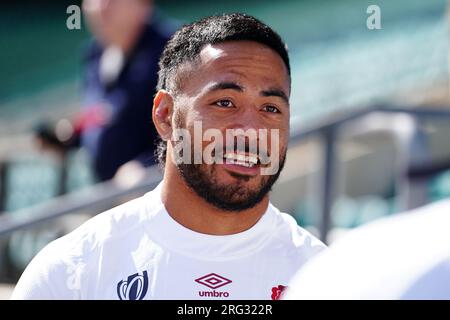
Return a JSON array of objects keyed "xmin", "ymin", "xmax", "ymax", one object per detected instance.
[
  {"xmin": 12, "ymin": 183, "xmax": 326, "ymax": 300},
  {"xmin": 284, "ymin": 200, "xmax": 450, "ymax": 300}
]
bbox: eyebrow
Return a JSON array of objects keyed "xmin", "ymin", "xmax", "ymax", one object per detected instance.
[
  {"xmin": 261, "ymin": 88, "xmax": 289, "ymax": 104},
  {"xmin": 207, "ymin": 81, "xmax": 289, "ymax": 104},
  {"xmin": 208, "ymin": 82, "xmax": 244, "ymax": 92}
]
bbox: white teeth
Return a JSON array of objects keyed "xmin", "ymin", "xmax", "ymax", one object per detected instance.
[{"xmin": 223, "ymin": 152, "xmax": 258, "ymax": 167}]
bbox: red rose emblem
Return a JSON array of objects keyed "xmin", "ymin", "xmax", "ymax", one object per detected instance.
[{"xmin": 271, "ymin": 285, "xmax": 287, "ymax": 300}]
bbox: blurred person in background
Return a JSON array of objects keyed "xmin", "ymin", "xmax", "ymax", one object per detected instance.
[
  {"xmin": 284, "ymin": 200, "xmax": 450, "ymax": 299},
  {"xmin": 35, "ymin": 0, "xmax": 176, "ymax": 182},
  {"xmin": 282, "ymin": 8, "xmax": 450, "ymax": 300},
  {"xmin": 277, "ymin": 7, "xmax": 450, "ymax": 299}
]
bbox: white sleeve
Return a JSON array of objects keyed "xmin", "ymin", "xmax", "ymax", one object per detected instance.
[{"xmin": 11, "ymin": 243, "xmax": 76, "ymax": 300}]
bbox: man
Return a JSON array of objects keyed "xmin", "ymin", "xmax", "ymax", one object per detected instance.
[
  {"xmin": 35, "ymin": 0, "xmax": 174, "ymax": 182},
  {"xmin": 284, "ymin": 200, "xmax": 450, "ymax": 300},
  {"xmin": 12, "ymin": 13, "xmax": 325, "ymax": 300},
  {"xmin": 81, "ymin": 0, "xmax": 177, "ymax": 182},
  {"xmin": 35, "ymin": 0, "xmax": 176, "ymax": 186}
]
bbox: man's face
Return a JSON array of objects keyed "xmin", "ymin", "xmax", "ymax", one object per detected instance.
[{"xmin": 171, "ymin": 41, "xmax": 290, "ymax": 211}]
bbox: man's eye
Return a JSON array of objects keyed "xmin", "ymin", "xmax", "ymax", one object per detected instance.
[
  {"xmin": 263, "ymin": 105, "xmax": 280, "ymax": 113},
  {"xmin": 215, "ymin": 100, "xmax": 234, "ymax": 108}
]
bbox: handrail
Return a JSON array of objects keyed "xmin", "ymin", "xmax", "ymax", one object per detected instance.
[
  {"xmin": 0, "ymin": 166, "xmax": 163, "ymax": 236},
  {"xmin": 1, "ymin": 105, "xmax": 450, "ymax": 238},
  {"xmin": 290, "ymin": 105, "xmax": 450, "ymax": 142}
]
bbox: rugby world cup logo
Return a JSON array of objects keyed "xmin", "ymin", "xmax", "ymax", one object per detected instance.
[{"xmin": 117, "ymin": 271, "xmax": 149, "ymax": 300}]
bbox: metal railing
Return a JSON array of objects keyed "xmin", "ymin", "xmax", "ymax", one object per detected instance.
[
  {"xmin": 0, "ymin": 166, "xmax": 163, "ymax": 236},
  {"xmin": 291, "ymin": 105, "xmax": 450, "ymax": 241}
]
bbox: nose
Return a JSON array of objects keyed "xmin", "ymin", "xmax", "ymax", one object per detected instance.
[
  {"xmin": 230, "ymin": 105, "xmax": 266, "ymax": 132},
  {"xmin": 225, "ymin": 106, "xmax": 266, "ymax": 153}
]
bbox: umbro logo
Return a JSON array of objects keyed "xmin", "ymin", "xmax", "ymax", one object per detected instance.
[
  {"xmin": 195, "ymin": 273, "xmax": 232, "ymax": 298},
  {"xmin": 195, "ymin": 273, "xmax": 232, "ymax": 289}
]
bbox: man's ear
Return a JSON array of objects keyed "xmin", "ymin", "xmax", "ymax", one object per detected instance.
[{"xmin": 152, "ymin": 90, "xmax": 174, "ymax": 141}]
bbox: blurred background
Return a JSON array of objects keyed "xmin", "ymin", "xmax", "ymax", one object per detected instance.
[{"xmin": 0, "ymin": 0, "xmax": 449, "ymax": 298}]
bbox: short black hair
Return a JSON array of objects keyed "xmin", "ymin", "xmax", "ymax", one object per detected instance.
[
  {"xmin": 155, "ymin": 13, "xmax": 290, "ymax": 166},
  {"xmin": 156, "ymin": 12, "xmax": 290, "ymax": 93}
]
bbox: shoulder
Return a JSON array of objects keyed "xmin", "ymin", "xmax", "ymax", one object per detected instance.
[
  {"xmin": 12, "ymin": 188, "xmax": 162, "ymax": 299},
  {"xmin": 285, "ymin": 199, "xmax": 450, "ymax": 299},
  {"xmin": 82, "ymin": 39, "xmax": 102, "ymax": 64},
  {"xmin": 269, "ymin": 204, "xmax": 327, "ymax": 260},
  {"xmin": 52, "ymin": 193, "xmax": 155, "ymax": 258},
  {"xmin": 327, "ymin": 198, "xmax": 450, "ymax": 248}
]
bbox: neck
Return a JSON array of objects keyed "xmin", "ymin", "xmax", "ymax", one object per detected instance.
[{"xmin": 160, "ymin": 162, "xmax": 269, "ymax": 236}]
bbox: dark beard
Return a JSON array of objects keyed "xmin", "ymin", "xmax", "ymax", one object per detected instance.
[{"xmin": 177, "ymin": 153, "xmax": 286, "ymax": 212}]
